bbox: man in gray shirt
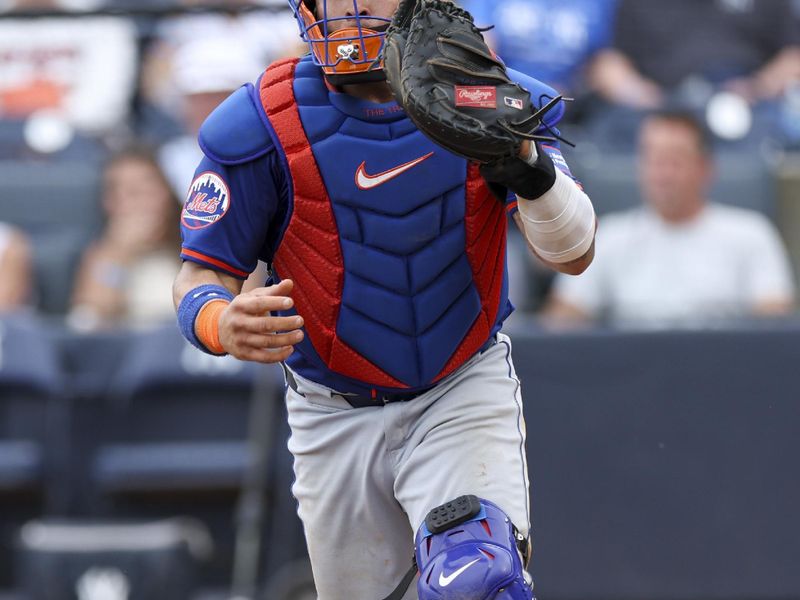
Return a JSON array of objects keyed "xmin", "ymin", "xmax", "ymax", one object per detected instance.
[{"xmin": 545, "ymin": 110, "xmax": 795, "ymax": 328}]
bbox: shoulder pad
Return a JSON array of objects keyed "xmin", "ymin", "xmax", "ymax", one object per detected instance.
[
  {"xmin": 198, "ymin": 82, "xmax": 275, "ymax": 165},
  {"xmin": 507, "ymin": 68, "xmax": 565, "ymax": 129},
  {"xmin": 295, "ymin": 54, "xmax": 323, "ymax": 80}
]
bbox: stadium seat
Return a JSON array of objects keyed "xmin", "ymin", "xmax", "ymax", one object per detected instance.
[
  {"xmin": 91, "ymin": 324, "xmax": 269, "ymax": 494},
  {"xmin": 0, "ymin": 160, "xmax": 102, "ymax": 314},
  {"xmin": 0, "ymin": 315, "xmax": 61, "ymax": 493},
  {"xmin": 15, "ymin": 518, "xmax": 213, "ymax": 600},
  {"xmin": 85, "ymin": 323, "xmax": 290, "ymax": 587},
  {"xmin": 0, "ymin": 315, "xmax": 63, "ymax": 586}
]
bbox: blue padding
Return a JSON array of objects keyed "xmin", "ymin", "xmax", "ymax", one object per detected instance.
[
  {"xmin": 295, "ymin": 56, "xmax": 329, "ymax": 88},
  {"xmin": 337, "ymin": 305, "xmax": 419, "ymax": 385},
  {"xmin": 334, "ymin": 206, "xmax": 361, "ymax": 242},
  {"xmin": 293, "ymin": 76, "xmax": 329, "ymax": 107},
  {"xmin": 313, "ymin": 136, "xmax": 464, "ymax": 217},
  {"xmin": 360, "ymin": 202, "xmax": 442, "ymax": 256},
  {"xmin": 418, "ymin": 284, "xmax": 482, "ymax": 383},
  {"xmin": 340, "ymin": 117, "xmax": 393, "ymax": 141},
  {"xmin": 198, "ymin": 84, "xmax": 275, "ymax": 165},
  {"xmin": 408, "ymin": 224, "xmax": 466, "ymax": 294},
  {"xmin": 340, "ymin": 240, "xmax": 409, "ymax": 295},
  {"xmin": 0, "ymin": 441, "xmax": 43, "ymax": 490},
  {"xmin": 297, "ymin": 105, "xmax": 347, "ymax": 144},
  {"xmin": 414, "ymin": 255, "xmax": 475, "ymax": 334},
  {"xmin": 342, "ymin": 274, "xmax": 415, "ymax": 336},
  {"xmin": 442, "ymin": 186, "xmax": 468, "ymax": 230},
  {"xmin": 93, "ymin": 441, "xmax": 248, "ymax": 492}
]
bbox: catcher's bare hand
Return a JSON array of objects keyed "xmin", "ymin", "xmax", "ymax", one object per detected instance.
[{"xmin": 218, "ymin": 279, "xmax": 304, "ymax": 364}]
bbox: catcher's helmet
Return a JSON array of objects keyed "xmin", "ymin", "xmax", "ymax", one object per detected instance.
[{"xmin": 288, "ymin": 0, "xmax": 390, "ymax": 85}]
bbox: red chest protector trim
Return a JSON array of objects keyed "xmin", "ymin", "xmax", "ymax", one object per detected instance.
[{"xmin": 261, "ymin": 58, "xmax": 506, "ymax": 389}]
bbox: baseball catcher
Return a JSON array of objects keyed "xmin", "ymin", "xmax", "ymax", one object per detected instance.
[{"xmin": 172, "ymin": 0, "xmax": 596, "ymax": 598}]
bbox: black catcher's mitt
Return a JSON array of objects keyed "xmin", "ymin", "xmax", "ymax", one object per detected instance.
[{"xmin": 383, "ymin": 0, "xmax": 564, "ymax": 165}]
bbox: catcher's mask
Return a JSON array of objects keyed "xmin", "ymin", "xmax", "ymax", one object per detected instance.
[{"xmin": 289, "ymin": 0, "xmax": 390, "ymax": 85}]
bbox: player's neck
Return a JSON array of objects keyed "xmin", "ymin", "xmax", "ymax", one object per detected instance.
[{"xmin": 340, "ymin": 81, "xmax": 396, "ymax": 104}]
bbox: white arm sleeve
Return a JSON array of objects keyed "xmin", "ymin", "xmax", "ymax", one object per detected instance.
[{"xmin": 516, "ymin": 166, "xmax": 597, "ymax": 264}]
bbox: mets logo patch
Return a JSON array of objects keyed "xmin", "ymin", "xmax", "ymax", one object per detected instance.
[{"xmin": 182, "ymin": 172, "xmax": 230, "ymax": 230}]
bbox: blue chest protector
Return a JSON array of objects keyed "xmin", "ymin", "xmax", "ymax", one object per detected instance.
[
  {"xmin": 289, "ymin": 57, "xmax": 491, "ymax": 390},
  {"xmin": 199, "ymin": 55, "xmax": 562, "ymax": 394}
]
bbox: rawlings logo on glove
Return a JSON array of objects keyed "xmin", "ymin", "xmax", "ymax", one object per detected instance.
[{"xmin": 455, "ymin": 86, "xmax": 497, "ymax": 108}]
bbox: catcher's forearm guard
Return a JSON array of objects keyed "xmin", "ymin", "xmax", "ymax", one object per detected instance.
[{"xmin": 480, "ymin": 144, "xmax": 558, "ymax": 202}]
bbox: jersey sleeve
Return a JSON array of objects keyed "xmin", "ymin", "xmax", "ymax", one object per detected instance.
[{"xmin": 180, "ymin": 150, "xmax": 289, "ymax": 280}]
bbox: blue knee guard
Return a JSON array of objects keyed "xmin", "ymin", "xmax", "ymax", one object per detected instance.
[{"xmin": 415, "ymin": 496, "xmax": 534, "ymax": 600}]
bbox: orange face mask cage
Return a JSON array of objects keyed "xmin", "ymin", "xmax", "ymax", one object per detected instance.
[{"xmin": 290, "ymin": 0, "xmax": 390, "ymax": 85}]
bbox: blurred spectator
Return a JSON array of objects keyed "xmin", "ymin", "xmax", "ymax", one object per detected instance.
[
  {"xmin": 143, "ymin": 11, "xmax": 297, "ymax": 292},
  {"xmin": 590, "ymin": 0, "xmax": 800, "ymax": 144},
  {"xmin": 462, "ymin": 0, "xmax": 617, "ymax": 104},
  {"xmin": 0, "ymin": 223, "xmax": 32, "ymax": 311},
  {"xmin": 155, "ymin": 37, "xmax": 264, "ymax": 198},
  {"xmin": 140, "ymin": 2, "xmax": 300, "ymax": 146},
  {"xmin": 154, "ymin": 0, "xmax": 300, "ymax": 63},
  {"xmin": 69, "ymin": 147, "xmax": 181, "ymax": 330},
  {"xmin": 544, "ymin": 110, "xmax": 796, "ymax": 328}
]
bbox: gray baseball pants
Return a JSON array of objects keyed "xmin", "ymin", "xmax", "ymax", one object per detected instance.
[{"xmin": 285, "ymin": 333, "xmax": 530, "ymax": 599}]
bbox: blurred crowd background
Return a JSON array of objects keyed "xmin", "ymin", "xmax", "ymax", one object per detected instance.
[{"xmin": 0, "ymin": 1, "xmax": 799, "ymax": 599}]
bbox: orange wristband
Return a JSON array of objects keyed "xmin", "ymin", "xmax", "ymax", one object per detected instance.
[{"xmin": 195, "ymin": 299, "xmax": 229, "ymax": 355}]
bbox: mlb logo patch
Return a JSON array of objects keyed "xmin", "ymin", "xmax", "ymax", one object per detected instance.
[
  {"xmin": 504, "ymin": 97, "xmax": 524, "ymax": 110},
  {"xmin": 181, "ymin": 172, "xmax": 231, "ymax": 230},
  {"xmin": 455, "ymin": 86, "xmax": 497, "ymax": 109}
]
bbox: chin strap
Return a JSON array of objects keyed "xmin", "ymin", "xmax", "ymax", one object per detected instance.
[{"xmin": 381, "ymin": 556, "xmax": 418, "ymax": 600}]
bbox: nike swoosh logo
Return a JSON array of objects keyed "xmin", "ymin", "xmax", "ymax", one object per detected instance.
[
  {"xmin": 438, "ymin": 558, "xmax": 481, "ymax": 587},
  {"xmin": 355, "ymin": 152, "xmax": 434, "ymax": 190}
]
